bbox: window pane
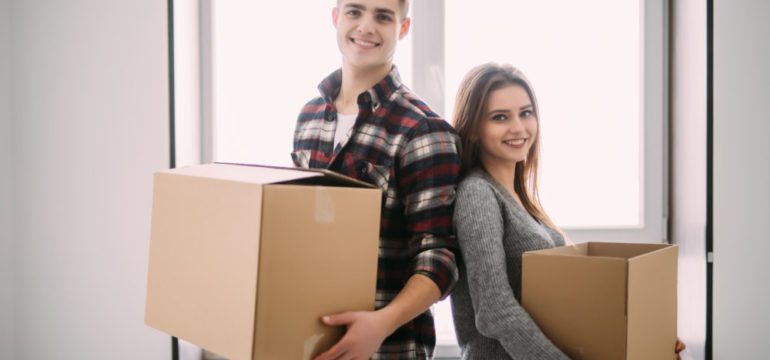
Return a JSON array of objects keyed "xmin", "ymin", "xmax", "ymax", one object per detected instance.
[
  {"xmin": 445, "ymin": 1, "xmax": 642, "ymax": 228},
  {"xmin": 432, "ymin": 297, "xmax": 457, "ymax": 347},
  {"xmin": 213, "ymin": 1, "xmax": 412, "ymax": 166}
]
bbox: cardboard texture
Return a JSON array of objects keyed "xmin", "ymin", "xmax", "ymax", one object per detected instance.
[
  {"xmin": 145, "ymin": 163, "xmax": 382, "ymax": 360},
  {"xmin": 522, "ymin": 242, "xmax": 678, "ymax": 360}
]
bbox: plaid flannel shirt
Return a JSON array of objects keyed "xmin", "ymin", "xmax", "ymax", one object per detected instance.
[{"xmin": 292, "ymin": 66, "xmax": 460, "ymax": 359}]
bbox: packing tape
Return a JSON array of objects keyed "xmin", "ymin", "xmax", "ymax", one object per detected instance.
[
  {"xmin": 303, "ymin": 333, "xmax": 325, "ymax": 360},
  {"xmin": 314, "ymin": 186, "xmax": 335, "ymax": 223}
]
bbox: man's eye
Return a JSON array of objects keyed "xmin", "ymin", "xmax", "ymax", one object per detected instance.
[
  {"xmin": 347, "ymin": 9, "xmax": 361, "ymax": 16},
  {"xmin": 377, "ymin": 14, "xmax": 393, "ymax": 22}
]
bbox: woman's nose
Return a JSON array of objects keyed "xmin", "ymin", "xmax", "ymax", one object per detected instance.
[{"xmin": 507, "ymin": 117, "xmax": 525, "ymax": 132}]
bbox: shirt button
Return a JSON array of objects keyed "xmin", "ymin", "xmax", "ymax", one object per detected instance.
[{"xmin": 357, "ymin": 162, "xmax": 368, "ymax": 175}]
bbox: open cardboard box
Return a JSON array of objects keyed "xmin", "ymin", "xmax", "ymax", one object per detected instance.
[
  {"xmin": 522, "ymin": 242, "xmax": 678, "ymax": 360},
  {"xmin": 145, "ymin": 163, "xmax": 382, "ymax": 360}
]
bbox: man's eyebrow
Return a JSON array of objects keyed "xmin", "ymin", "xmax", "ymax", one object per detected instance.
[
  {"xmin": 343, "ymin": 3, "xmax": 397, "ymax": 16},
  {"xmin": 374, "ymin": 7, "xmax": 397, "ymax": 16},
  {"xmin": 343, "ymin": 3, "xmax": 366, "ymax": 11}
]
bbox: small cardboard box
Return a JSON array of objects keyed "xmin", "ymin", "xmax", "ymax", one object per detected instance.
[
  {"xmin": 522, "ymin": 242, "xmax": 678, "ymax": 360},
  {"xmin": 145, "ymin": 163, "xmax": 382, "ymax": 360}
]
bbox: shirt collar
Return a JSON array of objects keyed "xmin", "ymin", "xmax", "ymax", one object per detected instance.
[{"xmin": 317, "ymin": 65, "xmax": 403, "ymax": 109}]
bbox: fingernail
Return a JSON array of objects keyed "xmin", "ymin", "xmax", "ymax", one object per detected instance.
[{"xmin": 322, "ymin": 316, "xmax": 330, "ymax": 323}]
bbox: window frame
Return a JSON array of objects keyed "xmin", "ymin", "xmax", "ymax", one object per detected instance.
[
  {"xmin": 173, "ymin": 0, "xmax": 670, "ymax": 358},
  {"xmin": 411, "ymin": 0, "xmax": 669, "ymax": 246}
]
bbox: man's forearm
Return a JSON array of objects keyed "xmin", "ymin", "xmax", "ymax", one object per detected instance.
[{"xmin": 377, "ymin": 274, "xmax": 442, "ymax": 335}]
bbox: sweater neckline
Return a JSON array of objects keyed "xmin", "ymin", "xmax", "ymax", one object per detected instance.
[{"xmin": 470, "ymin": 169, "xmax": 533, "ymax": 219}]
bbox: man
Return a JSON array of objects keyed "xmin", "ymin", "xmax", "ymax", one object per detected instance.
[{"xmin": 292, "ymin": 0, "xmax": 461, "ymax": 358}]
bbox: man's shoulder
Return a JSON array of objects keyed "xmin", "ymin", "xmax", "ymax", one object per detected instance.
[
  {"xmin": 388, "ymin": 89, "xmax": 456, "ymax": 137},
  {"xmin": 391, "ymin": 87, "xmax": 439, "ymax": 120},
  {"xmin": 297, "ymin": 96, "xmax": 328, "ymax": 122}
]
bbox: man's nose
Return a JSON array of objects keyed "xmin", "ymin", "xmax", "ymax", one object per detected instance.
[{"xmin": 356, "ymin": 14, "xmax": 376, "ymax": 34}]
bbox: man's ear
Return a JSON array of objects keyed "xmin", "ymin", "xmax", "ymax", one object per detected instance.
[
  {"xmin": 332, "ymin": 7, "xmax": 339, "ymax": 28},
  {"xmin": 399, "ymin": 17, "xmax": 411, "ymax": 39}
]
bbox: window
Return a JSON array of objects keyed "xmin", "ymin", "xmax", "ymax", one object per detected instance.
[
  {"xmin": 173, "ymin": 0, "xmax": 667, "ymax": 356},
  {"xmin": 211, "ymin": 0, "xmax": 411, "ymax": 166}
]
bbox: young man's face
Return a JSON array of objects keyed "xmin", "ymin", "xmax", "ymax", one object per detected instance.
[{"xmin": 333, "ymin": 0, "xmax": 410, "ymax": 72}]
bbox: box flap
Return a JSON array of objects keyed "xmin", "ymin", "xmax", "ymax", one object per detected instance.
[
  {"xmin": 156, "ymin": 163, "xmax": 375, "ymax": 188},
  {"xmin": 216, "ymin": 163, "xmax": 376, "ymax": 188},
  {"xmin": 155, "ymin": 163, "xmax": 319, "ymax": 185},
  {"xmin": 526, "ymin": 243, "xmax": 588, "ymax": 256},
  {"xmin": 587, "ymin": 242, "xmax": 671, "ymax": 260}
]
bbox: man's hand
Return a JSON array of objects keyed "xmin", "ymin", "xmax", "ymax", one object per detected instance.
[
  {"xmin": 313, "ymin": 274, "xmax": 441, "ymax": 360},
  {"xmin": 313, "ymin": 310, "xmax": 395, "ymax": 360}
]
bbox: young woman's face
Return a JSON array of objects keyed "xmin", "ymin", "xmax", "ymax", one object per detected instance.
[
  {"xmin": 333, "ymin": 0, "xmax": 409, "ymax": 72},
  {"xmin": 476, "ymin": 84, "xmax": 538, "ymax": 169}
]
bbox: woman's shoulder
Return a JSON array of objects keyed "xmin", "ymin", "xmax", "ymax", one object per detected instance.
[
  {"xmin": 458, "ymin": 169, "xmax": 493, "ymax": 189},
  {"xmin": 457, "ymin": 169, "xmax": 501, "ymax": 200}
]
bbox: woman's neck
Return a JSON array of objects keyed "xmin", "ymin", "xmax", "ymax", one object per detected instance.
[{"xmin": 481, "ymin": 158, "xmax": 522, "ymax": 206}]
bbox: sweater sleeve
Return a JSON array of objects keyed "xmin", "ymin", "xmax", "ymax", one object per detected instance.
[{"xmin": 454, "ymin": 178, "xmax": 570, "ymax": 360}]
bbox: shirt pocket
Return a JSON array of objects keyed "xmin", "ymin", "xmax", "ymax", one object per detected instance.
[
  {"xmin": 291, "ymin": 149, "xmax": 312, "ymax": 168},
  {"xmin": 356, "ymin": 160, "xmax": 392, "ymax": 193}
]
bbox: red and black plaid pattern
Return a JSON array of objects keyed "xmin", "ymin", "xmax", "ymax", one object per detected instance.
[{"xmin": 292, "ymin": 66, "xmax": 460, "ymax": 359}]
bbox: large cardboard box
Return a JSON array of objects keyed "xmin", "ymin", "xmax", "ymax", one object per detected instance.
[
  {"xmin": 145, "ymin": 163, "xmax": 382, "ymax": 360},
  {"xmin": 522, "ymin": 242, "xmax": 678, "ymax": 360}
]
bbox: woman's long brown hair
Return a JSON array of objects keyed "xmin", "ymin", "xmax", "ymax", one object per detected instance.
[{"xmin": 451, "ymin": 63, "xmax": 558, "ymax": 231}]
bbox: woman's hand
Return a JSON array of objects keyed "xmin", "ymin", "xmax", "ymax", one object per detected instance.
[{"xmin": 675, "ymin": 338, "xmax": 687, "ymax": 359}]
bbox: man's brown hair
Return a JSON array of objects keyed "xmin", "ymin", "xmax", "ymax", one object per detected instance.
[{"xmin": 337, "ymin": 0, "xmax": 411, "ymax": 20}]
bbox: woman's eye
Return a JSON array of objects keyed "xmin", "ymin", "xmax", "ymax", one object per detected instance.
[
  {"xmin": 492, "ymin": 114, "xmax": 507, "ymax": 121},
  {"xmin": 520, "ymin": 110, "xmax": 533, "ymax": 118}
]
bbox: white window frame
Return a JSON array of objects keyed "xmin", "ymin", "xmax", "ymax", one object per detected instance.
[
  {"xmin": 172, "ymin": 1, "xmax": 669, "ymax": 358},
  {"xmin": 412, "ymin": 0, "xmax": 669, "ymax": 246}
]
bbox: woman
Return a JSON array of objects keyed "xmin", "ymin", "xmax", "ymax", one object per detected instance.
[
  {"xmin": 449, "ymin": 63, "xmax": 687, "ymax": 359},
  {"xmin": 449, "ymin": 63, "xmax": 569, "ymax": 359}
]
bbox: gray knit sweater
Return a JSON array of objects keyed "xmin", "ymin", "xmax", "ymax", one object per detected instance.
[{"xmin": 450, "ymin": 169, "xmax": 570, "ymax": 360}]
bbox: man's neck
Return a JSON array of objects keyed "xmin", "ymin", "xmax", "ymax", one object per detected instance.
[{"xmin": 336, "ymin": 62, "xmax": 392, "ymax": 113}]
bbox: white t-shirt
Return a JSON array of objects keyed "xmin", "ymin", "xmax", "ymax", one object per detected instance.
[{"xmin": 334, "ymin": 113, "xmax": 357, "ymax": 149}]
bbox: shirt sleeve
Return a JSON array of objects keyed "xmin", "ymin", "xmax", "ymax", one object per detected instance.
[
  {"xmin": 454, "ymin": 178, "xmax": 570, "ymax": 360},
  {"xmin": 399, "ymin": 118, "xmax": 461, "ymax": 299}
]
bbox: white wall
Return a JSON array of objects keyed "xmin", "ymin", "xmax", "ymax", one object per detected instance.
[
  {"xmin": 670, "ymin": 1, "xmax": 707, "ymax": 359},
  {"xmin": 0, "ymin": 0, "xmax": 15, "ymax": 357},
  {"xmin": 11, "ymin": 0, "xmax": 171, "ymax": 358},
  {"xmin": 714, "ymin": 0, "xmax": 770, "ymax": 358}
]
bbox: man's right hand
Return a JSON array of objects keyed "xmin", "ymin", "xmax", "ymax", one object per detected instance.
[{"xmin": 313, "ymin": 310, "xmax": 395, "ymax": 360}]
